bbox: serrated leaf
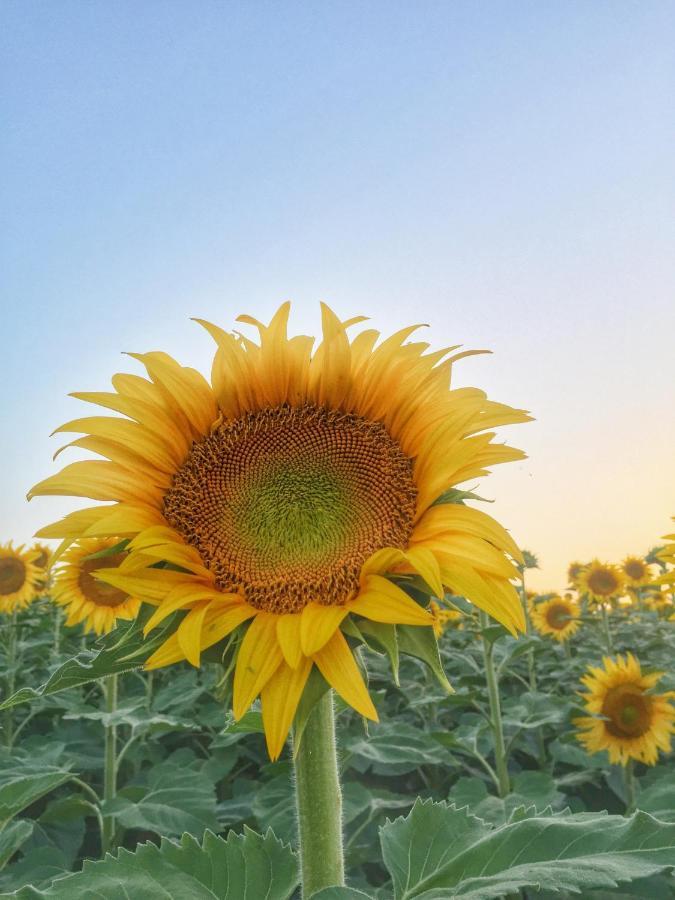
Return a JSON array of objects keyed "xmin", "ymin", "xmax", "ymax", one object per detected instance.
[
  {"xmin": 8, "ymin": 827, "xmax": 298, "ymax": 899},
  {"xmin": 380, "ymin": 798, "xmax": 675, "ymax": 899}
]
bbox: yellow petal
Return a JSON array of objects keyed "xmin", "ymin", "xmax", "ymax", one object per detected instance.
[
  {"xmin": 276, "ymin": 614, "xmax": 303, "ymax": 669},
  {"xmin": 177, "ymin": 602, "xmax": 209, "ymax": 666},
  {"xmin": 300, "ymin": 602, "xmax": 348, "ymax": 656},
  {"xmin": 313, "ymin": 630, "xmax": 378, "ymax": 720},
  {"xmin": 348, "ymin": 575, "xmax": 432, "ymax": 626},
  {"xmin": 261, "ymin": 657, "xmax": 312, "ymax": 760},
  {"xmin": 143, "ymin": 583, "xmax": 233, "ymax": 633},
  {"xmin": 232, "ymin": 613, "xmax": 283, "ymax": 719}
]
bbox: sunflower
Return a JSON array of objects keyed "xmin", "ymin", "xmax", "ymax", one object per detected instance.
[
  {"xmin": 577, "ymin": 560, "xmax": 625, "ymax": 604},
  {"xmin": 52, "ymin": 538, "xmax": 142, "ymax": 635},
  {"xmin": 620, "ymin": 556, "xmax": 652, "ymax": 588},
  {"xmin": 567, "ymin": 561, "xmax": 587, "ymax": 590},
  {"xmin": 30, "ymin": 542, "xmax": 52, "ymax": 570},
  {"xmin": 657, "ymin": 521, "xmax": 675, "ymax": 586},
  {"xmin": 574, "ymin": 653, "xmax": 675, "ymax": 765},
  {"xmin": 530, "ymin": 594, "xmax": 580, "ymax": 642},
  {"xmin": 30, "ymin": 303, "xmax": 529, "ymax": 758},
  {"xmin": 0, "ymin": 542, "xmax": 40, "ymax": 613},
  {"xmin": 430, "ymin": 600, "xmax": 463, "ymax": 636}
]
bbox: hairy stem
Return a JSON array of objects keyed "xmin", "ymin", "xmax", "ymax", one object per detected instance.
[
  {"xmin": 293, "ymin": 690, "xmax": 344, "ymax": 896},
  {"xmin": 479, "ymin": 610, "xmax": 510, "ymax": 798}
]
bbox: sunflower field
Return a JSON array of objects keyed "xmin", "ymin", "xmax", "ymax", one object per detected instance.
[{"xmin": 1, "ymin": 308, "xmax": 675, "ymax": 899}]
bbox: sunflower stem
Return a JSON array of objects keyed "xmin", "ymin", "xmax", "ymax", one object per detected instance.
[
  {"xmin": 101, "ymin": 674, "xmax": 118, "ymax": 855},
  {"xmin": 623, "ymin": 760, "xmax": 636, "ymax": 815},
  {"xmin": 479, "ymin": 610, "xmax": 510, "ymax": 798},
  {"xmin": 601, "ymin": 605, "xmax": 614, "ymax": 655},
  {"xmin": 52, "ymin": 604, "xmax": 62, "ymax": 659},
  {"xmin": 293, "ymin": 690, "xmax": 344, "ymax": 897},
  {"xmin": 3, "ymin": 611, "xmax": 18, "ymax": 748}
]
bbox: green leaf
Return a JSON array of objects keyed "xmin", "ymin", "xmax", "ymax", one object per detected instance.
[
  {"xmin": 8, "ymin": 827, "xmax": 298, "ymax": 899},
  {"xmin": 347, "ymin": 722, "xmax": 449, "ymax": 775},
  {"xmin": 292, "ymin": 666, "xmax": 330, "ymax": 754},
  {"xmin": 638, "ymin": 774, "xmax": 675, "ymax": 823},
  {"xmin": 0, "ymin": 821, "xmax": 34, "ymax": 869},
  {"xmin": 432, "ymin": 488, "xmax": 490, "ymax": 506},
  {"xmin": 379, "ymin": 798, "xmax": 675, "ymax": 899},
  {"xmin": 0, "ymin": 615, "xmax": 175, "ymax": 711},
  {"xmin": 0, "ymin": 753, "xmax": 73, "ymax": 828},
  {"xmin": 396, "ymin": 626, "xmax": 452, "ymax": 693},
  {"xmin": 312, "ymin": 890, "xmax": 374, "ymax": 898},
  {"xmin": 358, "ymin": 621, "xmax": 399, "ymax": 685},
  {"xmin": 102, "ymin": 759, "xmax": 218, "ymax": 837}
]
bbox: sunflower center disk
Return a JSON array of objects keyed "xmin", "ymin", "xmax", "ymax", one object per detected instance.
[
  {"xmin": 587, "ymin": 569, "xmax": 618, "ymax": 596},
  {"xmin": 0, "ymin": 558, "xmax": 26, "ymax": 595},
  {"xmin": 163, "ymin": 404, "xmax": 418, "ymax": 613},
  {"xmin": 625, "ymin": 562, "xmax": 645, "ymax": 580},
  {"xmin": 603, "ymin": 684, "xmax": 652, "ymax": 738},
  {"xmin": 546, "ymin": 603, "xmax": 570, "ymax": 630},
  {"xmin": 78, "ymin": 553, "xmax": 130, "ymax": 608}
]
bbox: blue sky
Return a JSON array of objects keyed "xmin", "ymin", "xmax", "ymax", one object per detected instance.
[{"xmin": 2, "ymin": 1, "xmax": 674, "ymax": 589}]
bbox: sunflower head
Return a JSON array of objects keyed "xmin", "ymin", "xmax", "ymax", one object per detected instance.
[
  {"xmin": 567, "ymin": 561, "xmax": 588, "ymax": 589},
  {"xmin": 30, "ymin": 542, "xmax": 52, "ymax": 570},
  {"xmin": 52, "ymin": 538, "xmax": 142, "ymax": 635},
  {"xmin": 30, "ymin": 303, "xmax": 529, "ymax": 759},
  {"xmin": 0, "ymin": 542, "xmax": 40, "ymax": 614},
  {"xmin": 620, "ymin": 556, "xmax": 652, "ymax": 588},
  {"xmin": 574, "ymin": 653, "xmax": 675, "ymax": 765},
  {"xmin": 577, "ymin": 560, "xmax": 625, "ymax": 604},
  {"xmin": 530, "ymin": 594, "xmax": 580, "ymax": 642}
]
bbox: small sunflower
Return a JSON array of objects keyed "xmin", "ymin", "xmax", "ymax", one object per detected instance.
[
  {"xmin": 0, "ymin": 542, "xmax": 40, "ymax": 613},
  {"xmin": 577, "ymin": 560, "xmax": 625, "ymax": 604},
  {"xmin": 30, "ymin": 304, "xmax": 529, "ymax": 758},
  {"xmin": 530, "ymin": 594, "xmax": 580, "ymax": 642},
  {"xmin": 30, "ymin": 543, "xmax": 52, "ymax": 570},
  {"xmin": 567, "ymin": 561, "xmax": 588, "ymax": 590},
  {"xmin": 52, "ymin": 538, "xmax": 142, "ymax": 635},
  {"xmin": 574, "ymin": 653, "xmax": 675, "ymax": 765},
  {"xmin": 620, "ymin": 556, "xmax": 652, "ymax": 588},
  {"xmin": 430, "ymin": 600, "xmax": 463, "ymax": 636}
]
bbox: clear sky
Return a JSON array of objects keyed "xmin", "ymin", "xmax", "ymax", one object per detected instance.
[{"xmin": 2, "ymin": 1, "xmax": 674, "ymax": 592}]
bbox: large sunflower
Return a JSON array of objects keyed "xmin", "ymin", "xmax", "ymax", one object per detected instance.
[
  {"xmin": 575, "ymin": 653, "xmax": 675, "ymax": 765},
  {"xmin": 52, "ymin": 538, "xmax": 142, "ymax": 635},
  {"xmin": 0, "ymin": 542, "xmax": 40, "ymax": 613},
  {"xmin": 30, "ymin": 304, "xmax": 529, "ymax": 758},
  {"xmin": 577, "ymin": 560, "xmax": 625, "ymax": 604},
  {"xmin": 530, "ymin": 594, "xmax": 580, "ymax": 642},
  {"xmin": 620, "ymin": 556, "xmax": 652, "ymax": 589}
]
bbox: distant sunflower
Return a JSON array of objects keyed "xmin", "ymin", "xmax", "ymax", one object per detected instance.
[
  {"xmin": 657, "ymin": 520, "xmax": 675, "ymax": 587},
  {"xmin": 0, "ymin": 543, "xmax": 40, "ymax": 613},
  {"xmin": 30, "ymin": 303, "xmax": 529, "ymax": 758},
  {"xmin": 531, "ymin": 594, "xmax": 580, "ymax": 642},
  {"xmin": 30, "ymin": 543, "xmax": 52, "ymax": 570},
  {"xmin": 620, "ymin": 556, "xmax": 652, "ymax": 588},
  {"xmin": 577, "ymin": 560, "xmax": 624, "ymax": 604},
  {"xmin": 575, "ymin": 653, "xmax": 675, "ymax": 765},
  {"xmin": 52, "ymin": 538, "xmax": 142, "ymax": 635},
  {"xmin": 567, "ymin": 561, "xmax": 587, "ymax": 590}
]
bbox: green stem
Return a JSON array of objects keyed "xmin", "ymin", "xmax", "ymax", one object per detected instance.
[
  {"xmin": 601, "ymin": 605, "xmax": 614, "ymax": 655},
  {"xmin": 293, "ymin": 691, "xmax": 344, "ymax": 897},
  {"xmin": 52, "ymin": 605, "xmax": 62, "ymax": 659},
  {"xmin": 101, "ymin": 674, "xmax": 118, "ymax": 855},
  {"xmin": 624, "ymin": 760, "xmax": 636, "ymax": 815},
  {"xmin": 479, "ymin": 610, "xmax": 510, "ymax": 798},
  {"xmin": 4, "ymin": 611, "xmax": 18, "ymax": 748},
  {"xmin": 521, "ymin": 576, "xmax": 537, "ymax": 692}
]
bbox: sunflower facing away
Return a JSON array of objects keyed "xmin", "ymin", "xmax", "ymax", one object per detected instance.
[
  {"xmin": 29, "ymin": 304, "xmax": 529, "ymax": 758},
  {"xmin": 530, "ymin": 594, "xmax": 580, "ymax": 642},
  {"xmin": 575, "ymin": 653, "xmax": 675, "ymax": 765},
  {"xmin": 0, "ymin": 542, "xmax": 41, "ymax": 614},
  {"xmin": 567, "ymin": 561, "xmax": 587, "ymax": 590},
  {"xmin": 52, "ymin": 538, "xmax": 142, "ymax": 635},
  {"xmin": 577, "ymin": 560, "xmax": 625, "ymax": 605},
  {"xmin": 620, "ymin": 556, "xmax": 652, "ymax": 589}
]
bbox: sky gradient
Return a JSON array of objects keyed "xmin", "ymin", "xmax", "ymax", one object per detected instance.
[{"xmin": 2, "ymin": 1, "xmax": 674, "ymax": 591}]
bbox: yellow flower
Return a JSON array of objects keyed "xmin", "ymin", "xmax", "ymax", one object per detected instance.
[
  {"xmin": 30, "ymin": 543, "xmax": 52, "ymax": 570},
  {"xmin": 530, "ymin": 594, "xmax": 580, "ymax": 642},
  {"xmin": 577, "ymin": 560, "xmax": 625, "ymax": 604},
  {"xmin": 642, "ymin": 586, "xmax": 674, "ymax": 613},
  {"xmin": 0, "ymin": 542, "xmax": 40, "ymax": 613},
  {"xmin": 567, "ymin": 561, "xmax": 587, "ymax": 590},
  {"xmin": 52, "ymin": 538, "xmax": 142, "ymax": 635},
  {"xmin": 30, "ymin": 303, "xmax": 529, "ymax": 758},
  {"xmin": 620, "ymin": 556, "xmax": 652, "ymax": 588},
  {"xmin": 429, "ymin": 600, "xmax": 463, "ymax": 636},
  {"xmin": 574, "ymin": 653, "xmax": 675, "ymax": 765},
  {"xmin": 657, "ymin": 520, "xmax": 675, "ymax": 586}
]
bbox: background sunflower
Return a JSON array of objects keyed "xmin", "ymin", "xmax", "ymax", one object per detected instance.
[
  {"xmin": 0, "ymin": 542, "xmax": 40, "ymax": 613},
  {"xmin": 577, "ymin": 560, "xmax": 625, "ymax": 605},
  {"xmin": 530, "ymin": 594, "xmax": 580, "ymax": 642}
]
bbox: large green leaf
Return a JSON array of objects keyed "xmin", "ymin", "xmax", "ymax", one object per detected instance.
[
  {"xmin": 0, "ymin": 754, "xmax": 73, "ymax": 828},
  {"xmin": 102, "ymin": 759, "xmax": 218, "ymax": 837},
  {"xmin": 0, "ymin": 821, "xmax": 34, "ymax": 869},
  {"xmin": 346, "ymin": 722, "xmax": 449, "ymax": 775},
  {"xmin": 0, "ymin": 615, "xmax": 175, "ymax": 712},
  {"xmin": 380, "ymin": 798, "xmax": 675, "ymax": 899},
  {"xmin": 7, "ymin": 827, "xmax": 298, "ymax": 899}
]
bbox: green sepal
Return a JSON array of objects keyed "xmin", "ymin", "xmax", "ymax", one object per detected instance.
[
  {"xmin": 357, "ymin": 621, "xmax": 400, "ymax": 686},
  {"xmin": 396, "ymin": 625, "xmax": 453, "ymax": 694},
  {"xmin": 292, "ymin": 667, "xmax": 331, "ymax": 757}
]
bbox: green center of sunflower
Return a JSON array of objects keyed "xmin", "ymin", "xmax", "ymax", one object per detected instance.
[
  {"xmin": 163, "ymin": 403, "xmax": 417, "ymax": 613},
  {"xmin": 603, "ymin": 684, "xmax": 652, "ymax": 738},
  {"xmin": 78, "ymin": 552, "xmax": 130, "ymax": 608},
  {"xmin": 0, "ymin": 557, "xmax": 27, "ymax": 596},
  {"xmin": 587, "ymin": 567, "xmax": 619, "ymax": 596}
]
